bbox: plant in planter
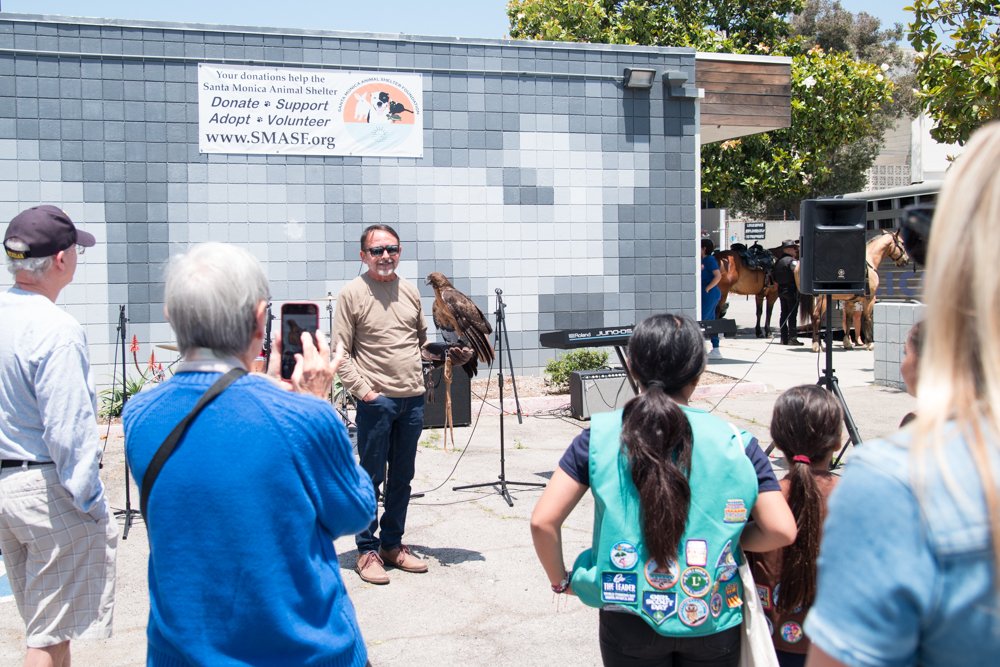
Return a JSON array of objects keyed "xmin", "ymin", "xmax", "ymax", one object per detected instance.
[{"xmin": 544, "ymin": 349, "xmax": 610, "ymax": 392}]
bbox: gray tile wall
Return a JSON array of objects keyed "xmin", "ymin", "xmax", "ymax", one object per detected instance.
[
  {"xmin": 0, "ymin": 15, "xmax": 699, "ymax": 390},
  {"xmin": 874, "ymin": 301, "xmax": 924, "ymax": 390}
]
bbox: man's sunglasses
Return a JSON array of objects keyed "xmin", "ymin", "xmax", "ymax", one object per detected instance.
[{"xmin": 365, "ymin": 245, "xmax": 400, "ymax": 257}]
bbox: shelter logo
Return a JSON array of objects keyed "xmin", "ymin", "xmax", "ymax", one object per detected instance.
[{"xmin": 340, "ymin": 77, "xmax": 421, "ymax": 154}]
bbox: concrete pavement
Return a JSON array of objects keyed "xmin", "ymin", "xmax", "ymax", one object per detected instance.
[{"xmin": 0, "ymin": 298, "xmax": 914, "ymax": 666}]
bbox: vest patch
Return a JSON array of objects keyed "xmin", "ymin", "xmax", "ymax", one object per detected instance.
[
  {"xmin": 610, "ymin": 541, "xmax": 639, "ymax": 570},
  {"xmin": 685, "ymin": 539, "xmax": 708, "ymax": 567},
  {"xmin": 710, "ymin": 593, "xmax": 723, "ymax": 618},
  {"xmin": 644, "ymin": 558, "xmax": 679, "ymax": 590},
  {"xmin": 641, "ymin": 591, "xmax": 677, "ymax": 625},
  {"xmin": 680, "ymin": 566, "xmax": 712, "ymax": 598},
  {"xmin": 715, "ymin": 540, "xmax": 738, "ymax": 582},
  {"xmin": 678, "ymin": 597, "xmax": 710, "ymax": 627},
  {"xmin": 724, "ymin": 499, "xmax": 748, "ymax": 523},
  {"xmin": 601, "ymin": 572, "xmax": 638, "ymax": 604},
  {"xmin": 781, "ymin": 621, "xmax": 804, "ymax": 644},
  {"xmin": 757, "ymin": 584, "xmax": 773, "ymax": 610},
  {"xmin": 725, "ymin": 582, "xmax": 742, "ymax": 608}
]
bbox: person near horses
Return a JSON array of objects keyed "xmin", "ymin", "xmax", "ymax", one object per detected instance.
[
  {"xmin": 700, "ymin": 238, "xmax": 723, "ymax": 358},
  {"xmin": 805, "ymin": 121, "xmax": 1000, "ymax": 667},
  {"xmin": 531, "ymin": 313, "xmax": 796, "ymax": 666},
  {"xmin": 773, "ymin": 240, "xmax": 803, "ymax": 346}
]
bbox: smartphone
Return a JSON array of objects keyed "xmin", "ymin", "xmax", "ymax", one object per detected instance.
[{"xmin": 280, "ymin": 302, "xmax": 319, "ymax": 380}]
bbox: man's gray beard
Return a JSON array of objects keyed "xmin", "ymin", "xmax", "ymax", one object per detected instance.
[{"xmin": 376, "ymin": 265, "xmax": 396, "ymax": 277}]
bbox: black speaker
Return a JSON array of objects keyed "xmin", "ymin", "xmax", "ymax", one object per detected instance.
[
  {"xmin": 799, "ymin": 199, "xmax": 867, "ymax": 295},
  {"xmin": 423, "ymin": 364, "xmax": 472, "ymax": 428},
  {"xmin": 569, "ymin": 369, "xmax": 635, "ymax": 420}
]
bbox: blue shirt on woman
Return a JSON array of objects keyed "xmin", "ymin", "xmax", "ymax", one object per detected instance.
[
  {"xmin": 701, "ymin": 254, "xmax": 721, "ymax": 299},
  {"xmin": 125, "ymin": 370, "xmax": 374, "ymax": 667},
  {"xmin": 807, "ymin": 426, "xmax": 1000, "ymax": 667}
]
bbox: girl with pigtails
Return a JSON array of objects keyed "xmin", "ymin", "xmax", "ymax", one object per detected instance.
[
  {"xmin": 746, "ymin": 385, "xmax": 844, "ymax": 667},
  {"xmin": 531, "ymin": 313, "xmax": 796, "ymax": 666}
]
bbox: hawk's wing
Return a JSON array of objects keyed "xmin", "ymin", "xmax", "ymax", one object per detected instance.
[
  {"xmin": 435, "ymin": 286, "xmax": 494, "ymax": 368},
  {"xmin": 431, "ymin": 294, "xmax": 482, "ymax": 376}
]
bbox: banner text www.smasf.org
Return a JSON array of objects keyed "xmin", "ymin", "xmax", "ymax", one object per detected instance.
[{"xmin": 203, "ymin": 131, "xmax": 336, "ymax": 149}]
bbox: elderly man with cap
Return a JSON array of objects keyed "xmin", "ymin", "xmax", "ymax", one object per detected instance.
[
  {"xmin": 0, "ymin": 205, "xmax": 117, "ymax": 667},
  {"xmin": 773, "ymin": 239, "xmax": 804, "ymax": 346}
]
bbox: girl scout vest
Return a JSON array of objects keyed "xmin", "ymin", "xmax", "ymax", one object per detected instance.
[{"xmin": 571, "ymin": 406, "xmax": 759, "ymax": 636}]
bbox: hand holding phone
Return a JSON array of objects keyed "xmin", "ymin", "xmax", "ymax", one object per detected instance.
[{"xmin": 280, "ymin": 302, "xmax": 319, "ymax": 380}]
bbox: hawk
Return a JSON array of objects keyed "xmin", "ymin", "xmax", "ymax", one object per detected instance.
[
  {"xmin": 426, "ymin": 272, "xmax": 494, "ymax": 376},
  {"xmin": 425, "ymin": 272, "xmax": 494, "ymax": 450}
]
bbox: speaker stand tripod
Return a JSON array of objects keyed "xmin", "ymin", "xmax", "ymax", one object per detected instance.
[
  {"xmin": 454, "ymin": 288, "xmax": 545, "ymax": 506},
  {"xmin": 818, "ymin": 295, "xmax": 864, "ymax": 467},
  {"xmin": 112, "ymin": 305, "xmax": 141, "ymax": 539}
]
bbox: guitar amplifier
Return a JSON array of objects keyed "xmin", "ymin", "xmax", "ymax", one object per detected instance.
[
  {"xmin": 569, "ymin": 369, "xmax": 635, "ymax": 420},
  {"xmin": 423, "ymin": 364, "xmax": 472, "ymax": 428}
]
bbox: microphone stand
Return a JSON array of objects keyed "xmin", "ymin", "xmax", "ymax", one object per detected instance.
[
  {"xmin": 113, "ymin": 305, "xmax": 141, "ymax": 539},
  {"xmin": 453, "ymin": 288, "xmax": 545, "ymax": 506}
]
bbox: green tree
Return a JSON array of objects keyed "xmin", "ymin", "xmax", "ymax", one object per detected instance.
[
  {"xmin": 908, "ymin": 0, "xmax": 1000, "ymax": 145},
  {"xmin": 508, "ymin": 0, "xmax": 802, "ymax": 52},
  {"xmin": 793, "ymin": 0, "xmax": 904, "ymax": 63},
  {"xmin": 702, "ymin": 47, "xmax": 893, "ymax": 213},
  {"xmin": 792, "ymin": 0, "xmax": 918, "ymax": 117},
  {"xmin": 507, "ymin": 1, "xmax": 897, "ymax": 214}
]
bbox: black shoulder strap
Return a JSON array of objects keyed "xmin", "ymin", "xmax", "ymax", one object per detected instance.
[{"xmin": 139, "ymin": 368, "xmax": 247, "ymax": 521}]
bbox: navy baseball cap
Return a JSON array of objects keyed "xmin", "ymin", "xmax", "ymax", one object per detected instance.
[{"xmin": 3, "ymin": 205, "xmax": 96, "ymax": 259}]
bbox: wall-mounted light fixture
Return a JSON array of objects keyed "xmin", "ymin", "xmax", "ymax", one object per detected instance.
[
  {"xmin": 663, "ymin": 69, "xmax": 699, "ymax": 98},
  {"xmin": 623, "ymin": 67, "xmax": 656, "ymax": 89},
  {"xmin": 663, "ymin": 70, "xmax": 689, "ymax": 86}
]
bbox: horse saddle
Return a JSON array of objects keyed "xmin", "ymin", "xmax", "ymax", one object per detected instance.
[{"xmin": 733, "ymin": 243, "xmax": 774, "ymax": 275}]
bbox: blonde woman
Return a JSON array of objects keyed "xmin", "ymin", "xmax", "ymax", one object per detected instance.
[{"xmin": 806, "ymin": 122, "xmax": 1000, "ymax": 666}]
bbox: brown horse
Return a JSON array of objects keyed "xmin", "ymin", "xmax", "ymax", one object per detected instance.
[
  {"xmin": 714, "ymin": 250, "xmax": 779, "ymax": 338},
  {"xmin": 799, "ymin": 229, "xmax": 910, "ymax": 352}
]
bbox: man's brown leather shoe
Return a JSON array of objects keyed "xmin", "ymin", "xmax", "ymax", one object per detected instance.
[
  {"xmin": 379, "ymin": 544, "xmax": 428, "ymax": 573},
  {"xmin": 356, "ymin": 550, "xmax": 390, "ymax": 585}
]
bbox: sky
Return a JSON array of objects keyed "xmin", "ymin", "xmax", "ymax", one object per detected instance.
[{"xmin": 1, "ymin": 1, "xmax": 917, "ymax": 41}]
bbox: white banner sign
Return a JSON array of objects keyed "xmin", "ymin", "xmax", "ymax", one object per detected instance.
[{"xmin": 198, "ymin": 64, "xmax": 423, "ymax": 157}]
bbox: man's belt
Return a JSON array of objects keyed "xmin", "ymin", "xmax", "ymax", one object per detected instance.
[{"xmin": 0, "ymin": 460, "xmax": 53, "ymax": 469}]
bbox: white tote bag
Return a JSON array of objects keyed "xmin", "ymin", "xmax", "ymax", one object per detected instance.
[
  {"xmin": 738, "ymin": 552, "xmax": 779, "ymax": 667},
  {"xmin": 726, "ymin": 424, "xmax": 780, "ymax": 667}
]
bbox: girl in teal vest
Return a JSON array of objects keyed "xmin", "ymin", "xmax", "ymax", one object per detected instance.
[{"xmin": 531, "ymin": 313, "xmax": 796, "ymax": 666}]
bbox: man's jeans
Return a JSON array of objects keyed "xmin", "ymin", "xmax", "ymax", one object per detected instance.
[{"xmin": 354, "ymin": 394, "xmax": 424, "ymax": 554}]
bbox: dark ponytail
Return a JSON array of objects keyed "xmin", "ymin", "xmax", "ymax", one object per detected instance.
[
  {"xmin": 622, "ymin": 314, "xmax": 706, "ymax": 566},
  {"xmin": 769, "ymin": 385, "xmax": 842, "ymax": 614}
]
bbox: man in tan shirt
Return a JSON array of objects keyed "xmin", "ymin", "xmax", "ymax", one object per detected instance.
[{"xmin": 334, "ymin": 224, "xmax": 438, "ymax": 585}]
